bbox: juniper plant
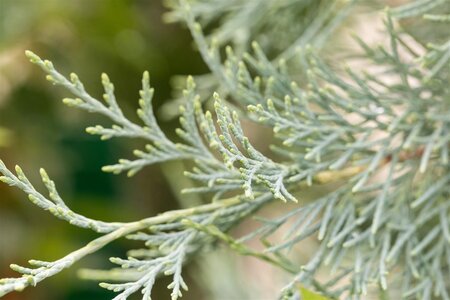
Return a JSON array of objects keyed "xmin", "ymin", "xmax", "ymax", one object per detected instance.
[{"xmin": 1, "ymin": 0, "xmax": 449, "ymax": 299}]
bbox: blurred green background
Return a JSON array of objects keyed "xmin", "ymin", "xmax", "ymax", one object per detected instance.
[{"xmin": 0, "ymin": 0, "xmax": 213, "ymax": 299}]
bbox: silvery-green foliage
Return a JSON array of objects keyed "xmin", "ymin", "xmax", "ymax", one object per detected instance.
[
  {"xmin": 160, "ymin": 0, "xmax": 355, "ymax": 120},
  {"xmin": 0, "ymin": 49, "xmax": 280, "ymax": 299},
  {"xmin": 172, "ymin": 0, "xmax": 450, "ymax": 298},
  {"xmin": 164, "ymin": 0, "xmax": 355, "ymax": 57},
  {"xmin": 1, "ymin": 0, "xmax": 450, "ymax": 299}
]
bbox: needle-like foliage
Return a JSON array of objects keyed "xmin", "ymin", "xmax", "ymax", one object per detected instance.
[{"xmin": 1, "ymin": 0, "xmax": 449, "ymax": 299}]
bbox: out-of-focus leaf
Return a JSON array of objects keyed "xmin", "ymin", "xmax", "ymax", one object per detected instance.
[
  {"xmin": 0, "ymin": 128, "xmax": 12, "ymax": 147},
  {"xmin": 299, "ymin": 286, "xmax": 331, "ymax": 300}
]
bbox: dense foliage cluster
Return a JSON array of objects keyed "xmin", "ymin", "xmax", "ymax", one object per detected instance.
[{"xmin": 1, "ymin": 0, "xmax": 449, "ymax": 299}]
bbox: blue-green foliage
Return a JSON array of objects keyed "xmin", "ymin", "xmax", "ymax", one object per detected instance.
[{"xmin": 1, "ymin": 0, "xmax": 449, "ymax": 299}]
